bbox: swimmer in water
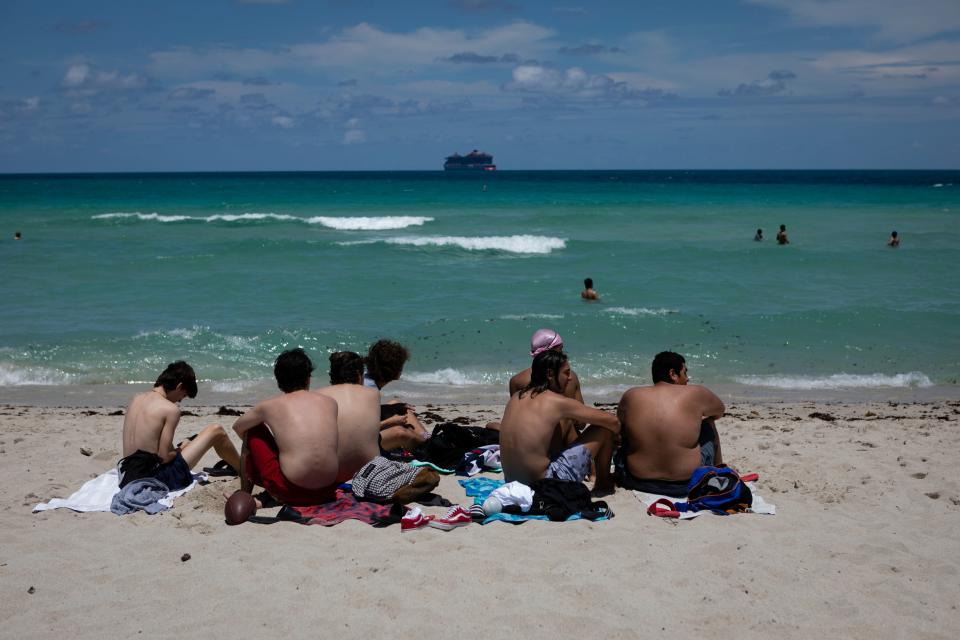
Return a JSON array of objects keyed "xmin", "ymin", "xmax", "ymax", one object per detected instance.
[
  {"xmin": 888, "ymin": 231, "xmax": 900, "ymax": 247},
  {"xmin": 581, "ymin": 278, "xmax": 599, "ymax": 301},
  {"xmin": 776, "ymin": 224, "xmax": 789, "ymax": 245},
  {"xmin": 754, "ymin": 228, "xmax": 763, "ymax": 241}
]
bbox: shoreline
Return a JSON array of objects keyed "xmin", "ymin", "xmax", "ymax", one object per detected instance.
[{"xmin": 2, "ymin": 380, "xmax": 957, "ymax": 408}]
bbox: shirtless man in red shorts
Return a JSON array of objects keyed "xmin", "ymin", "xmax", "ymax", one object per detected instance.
[{"xmin": 233, "ymin": 348, "xmax": 340, "ymax": 506}]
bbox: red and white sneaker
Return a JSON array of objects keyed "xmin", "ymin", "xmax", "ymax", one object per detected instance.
[
  {"xmin": 401, "ymin": 506, "xmax": 434, "ymax": 533},
  {"xmin": 428, "ymin": 505, "xmax": 472, "ymax": 531}
]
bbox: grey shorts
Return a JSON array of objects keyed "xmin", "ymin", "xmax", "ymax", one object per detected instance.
[{"xmin": 544, "ymin": 443, "xmax": 592, "ymax": 483}]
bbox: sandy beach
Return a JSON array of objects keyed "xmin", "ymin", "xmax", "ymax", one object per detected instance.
[{"xmin": 3, "ymin": 395, "xmax": 959, "ymax": 639}]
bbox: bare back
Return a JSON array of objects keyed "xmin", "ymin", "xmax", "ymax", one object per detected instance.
[
  {"xmin": 618, "ymin": 383, "xmax": 724, "ymax": 481},
  {"xmin": 500, "ymin": 389, "xmax": 615, "ymax": 485},
  {"xmin": 243, "ymin": 391, "xmax": 339, "ymax": 489},
  {"xmin": 122, "ymin": 389, "xmax": 180, "ymax": 461},
  {"xmin": 314, "ymin": 384, "xmax": 381, "ymax": 482},
  {"xmin": 509, "ymin": 366, "xmax": 584, "ymax": 445}
]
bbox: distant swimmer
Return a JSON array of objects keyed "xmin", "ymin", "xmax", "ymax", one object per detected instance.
[
  {"xmin": 14, "ymin": 231, "xmax": 22, "ymax": 240},
  {"xmin": 776, "ymin": 224, "xmax": 789, "ymax": 245},
  {"xmin": 888, "ymin": 231, "xmax": 900, "ymax": 247},
  {"xmin": 754, "ymin": 228, "xmax": 763, "ymax": 241},
  {"xmin": 581, "ymin": 278, "xmax": 599, "ymax": 301}
]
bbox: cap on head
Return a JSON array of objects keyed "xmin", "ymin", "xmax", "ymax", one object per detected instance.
[{"xmin": 530, "ymin": 328, "xmax": 563, "ymax": 358}]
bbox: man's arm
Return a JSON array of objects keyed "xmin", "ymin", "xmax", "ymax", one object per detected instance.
[
  {"xmin": 233, "ymin": 405, "xmax": 265, "ymax": 437},
  {"xmin": 695, "ymin": 386, "xmax": 725, "ymax": 420},
  {"xmin": 559, "ymin": 396, "xmax": 620, "ymax": 434},
  {"xmin": 156, "ymin": 405, "xmax": 181, "ymax": 464}
]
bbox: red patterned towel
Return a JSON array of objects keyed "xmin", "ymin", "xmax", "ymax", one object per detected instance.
[{"xmin": 283, "ymin": 489, "xmax": 402, "ymax": 527}]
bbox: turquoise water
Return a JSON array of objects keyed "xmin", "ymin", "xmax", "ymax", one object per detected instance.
[{"xmin": 1, "ymin": 171, "xmax": 958, "ymax": 397}]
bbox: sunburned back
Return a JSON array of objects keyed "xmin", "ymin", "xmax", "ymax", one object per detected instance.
[
  {"xmin": 499, "ymin": 390, "xmax": 568, "ymax": 485},
  {"xmin": 258, "ymin": 391, "xmax": 339, "ymax": 489},
  {"xmin": 315, "ymin": 384, "xmax": 381, "ymax": 482},
  {"xmin": 122, "ymin": 391, "xmax": 175, "ymax": 457},
  {"xmin": 620, "ymin": 384, "xmax": 718, "ymax": 481}
]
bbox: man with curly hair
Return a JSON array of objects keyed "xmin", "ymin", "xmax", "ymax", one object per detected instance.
[{"xmin": 364, "ymin": 339, "xmax": 429, "ymax": 449}]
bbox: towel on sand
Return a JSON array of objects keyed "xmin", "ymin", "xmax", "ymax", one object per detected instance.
[
  {"xmin": 281, "ymin": 488, "xmax": 401, "ymax": 527},
  {"xmin": 632, "ymin": 483, "xmax": 776, "ymax": 519},
  {"xmin": 458, "ymin": 477, "xmax": 609, "ymax": 525},
  {"xmin": 33, "ymin": 468, "xmax": 204, "ymax": 514}
]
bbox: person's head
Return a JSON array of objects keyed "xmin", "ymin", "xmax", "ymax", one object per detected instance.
[
  {"xmin": 154, "ymin": 361, "xmax": 198, "ymax": 399},
  {"xmin": 365, "ymin": 339, "xmax": 409, "ymax": 387},
  {"xmin": 522, "ymin": 349, "xmax": 570, "ymax": 397},
  {"xmin": 779, "ymin": 224, "xmax": 786, "ymax": 232},
  {"xmin": 530, "ymin": 328, "xmax": 563, "ymax": 358},
  {"xmin": 274, "ymin": 348, "xmax": 314, "ymax": 392},
  {"xmin": 584, "ymin": 277, "xmax": 593, "ymax": 289},
  {"xmin": 756, "ymin": 228, "xmax": 762, "ymax": 235},
  {"xmin": 651, "ymin": 351, "xmax": 688, "ymax": 385},
  {"xmin": 891, "ymin": 231, "xmax": 898, "ymax": 238},
  {"xmin": 329, "ymin": 351, "xmax": 364, "ymax": 385},
  {"xmin": 14, "ymin": 231, "xmax": 22, "ymax": 240}
]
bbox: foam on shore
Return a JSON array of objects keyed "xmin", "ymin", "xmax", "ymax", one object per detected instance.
[{"xmin": 733, "ymin": 372, "xmax": 934, "ymax": 390}]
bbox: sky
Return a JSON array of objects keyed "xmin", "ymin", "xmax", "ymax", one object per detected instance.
[{"xmin": 1, "ymin": 0, "xmax": 958, "ymax": 171}]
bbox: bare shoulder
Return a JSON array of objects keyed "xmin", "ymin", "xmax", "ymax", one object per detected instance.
[{"xmin": 619, "ymin": 386, "xmax": 650, "ymax": 404}]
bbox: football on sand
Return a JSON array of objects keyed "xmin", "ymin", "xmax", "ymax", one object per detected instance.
[{"xmin": 224, "ymin": 490, "xmax": 257, "ymax": 525}]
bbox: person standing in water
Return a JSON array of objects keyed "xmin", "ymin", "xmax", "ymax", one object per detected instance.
[
  {"xmin": 776, "ymin": 224, "xmax": 789, "ymax": 245},
  {"xmin": 888, "ymin": 231, "xmax": 900, "ymax": 247}
]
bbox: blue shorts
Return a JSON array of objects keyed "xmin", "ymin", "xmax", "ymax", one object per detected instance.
[
  {"xmin": 544, "ymin": 443, "xmax": 592, "ymax": 483},
  {"xmin": 153, "ymin": 452, "xmax": 193, "ymax": 491}
]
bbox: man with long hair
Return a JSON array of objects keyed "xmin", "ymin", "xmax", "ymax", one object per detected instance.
[{"xmin": 499, "ymin": 350, "xmax": 620, "ymax": 493}]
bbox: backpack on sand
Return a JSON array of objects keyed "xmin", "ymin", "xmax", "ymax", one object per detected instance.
[{"xmin": 647, "ymin": 466, "xmax": 756, "ymax": 518}]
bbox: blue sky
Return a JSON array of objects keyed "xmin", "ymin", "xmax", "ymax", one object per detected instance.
[{"xmin": 1, "ymin": 0, "xmax": 958, "ymax": 171}]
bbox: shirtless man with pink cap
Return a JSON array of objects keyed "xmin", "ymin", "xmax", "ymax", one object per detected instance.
[{"xmin": 488, "ymin": 329, "xmax": 585, "ymax": 450}]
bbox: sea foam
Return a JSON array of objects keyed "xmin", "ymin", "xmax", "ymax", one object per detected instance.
[
  {"xmin": 403, "ymin": 368, "xmax": 494, "ymax": 386},
  {"xmin": 0, "ymin": 364, "xmax": 71, "ymax": 386},
  {"xmin": 605, "ymin": 307, "xmax": 679, "ymax": 317},
  {"xmin": 381, "ymin": 235, "xmax": 566, "ymax": 254},
  {"xmin": 306, "ymin": 216, "xmax": 433, "ymax": 230},
  {"xmin": 733, "ymin": 372, "xmax": 934, "ymax": 390},
  {"xmin": 93, "ymin": 212, "xmax": 433, "ymax": 230}
]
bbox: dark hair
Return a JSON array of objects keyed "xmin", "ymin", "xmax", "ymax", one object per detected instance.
[
  {"xmin": 584, "ymin": 277, "xmax": 593, "ymax": 289},
  {"xmin": 329, "ymin": 351, "xmax": 364, "ymax": 385},
  {"xmin": 891, "ymin": 231, "xmax": 898, "ymax": 237},
  {"xmin": 274, "ymin": 348, "xmax": 314, "ymax": 392},
  {"xmin": 756, "ymin": 228, "xmax": 762, "ymax": 235},
  {"xmin": 779, "ymin": 224, "xmax": 786, "ymax": 231},
  {"xmin": 155, "ymin": 361, "xmax": 198, "ymax": 398},
  {"xmin": 651, "ymin": 351, "xmax": 686, "ymax": 384},
  {"xmin": 365, "ymin": 339, "xmax": 409, "ymax": 387},
  {"xmin": 520, "ymin": 350, "xmax": 568, "ymax": 398}
]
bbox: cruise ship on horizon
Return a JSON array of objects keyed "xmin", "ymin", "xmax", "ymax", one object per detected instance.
[{"xmin": 443, "ymin": 150, "xmax": 496, "ymax": 171}]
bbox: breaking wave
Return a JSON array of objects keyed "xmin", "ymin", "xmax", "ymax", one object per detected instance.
[
  {"xmin": 733, "ymin": 372, "xmax": 934, "ymax": 390},
  {"xmin": 92, "ymin": 212, "xmax": 432, "ymax": 229},
  {"xmin": 373, "ymin": 235, "xmax": 566, "ymax": 254},
  {"xmin": 0, "ymin": 364, "xmax": 72, "ymax": 386}
]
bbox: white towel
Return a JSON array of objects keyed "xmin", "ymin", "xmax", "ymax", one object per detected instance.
[
  {"xmin": 633, "ymin": 482, "xmax": 776, "ymax": 520},
  {"xmin": 34, "ymin": 468, "xmax": 206, "ymax": 514}
]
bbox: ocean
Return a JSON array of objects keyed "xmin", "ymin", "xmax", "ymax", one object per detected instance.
[{"xmin": 1, "ymin": 170, "xmax": 958, "ymax": 404}]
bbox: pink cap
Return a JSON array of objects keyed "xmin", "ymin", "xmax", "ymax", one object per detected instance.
[{"xmin": 530, "ymin": 328, "xmax": 563, "ymax": 358}]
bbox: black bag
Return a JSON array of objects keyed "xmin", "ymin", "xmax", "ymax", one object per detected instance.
[
  {"xmin": 414, "ymin": 422, "xmax": 499, "ymax": 469},
  {"xmin": 526, "ymin": 478, "xmax": 611, "ymax": 521}
]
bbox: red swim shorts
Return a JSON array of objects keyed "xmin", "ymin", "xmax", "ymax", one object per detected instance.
[{"xmin": 244, "ymin": 424, "xmax": 337, "ymax": 506}]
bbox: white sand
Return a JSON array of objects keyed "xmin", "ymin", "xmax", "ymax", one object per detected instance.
[{"xmin": 2, "ymin": 398, "xmax": 959, "ymax": 639}]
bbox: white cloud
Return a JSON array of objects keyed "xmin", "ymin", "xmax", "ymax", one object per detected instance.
[
  {"xmin": 24, "ymin": 97, "xmax": 40, "ymax": 111},
  {"xmin": 62, "ymin": 63, "xmax": 149, "ymax": 93},
  {"xmin": 63, "ymin": 64, "xmax": 90, "ymax": 87},
  {"xmin": 503, "ymin": 65, "xmax": 674, "ymax": 103},
  {"xmin": 747, "ymin": 0, "xmax": 960, "ymax": 43},
  {"xmin": 271, "ymin": 115, "xmax": 295, "ymax": 128},
  {"xmin": 150, "ymin": 21, "xmax": 556, "ymax": 76}
]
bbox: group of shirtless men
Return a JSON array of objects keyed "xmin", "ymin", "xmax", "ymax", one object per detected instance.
[{"xmin": 119, "ymin": 331, "xmax": 726, "ymax": 508}]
